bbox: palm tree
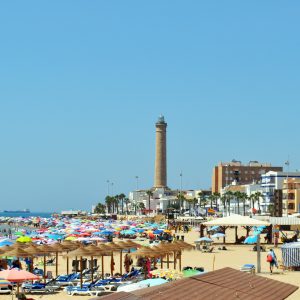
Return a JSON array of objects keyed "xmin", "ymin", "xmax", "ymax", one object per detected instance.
[
  {"xmin": 233, "ymin": 191, "xmax": 242, "ymax": 215},
  {"xmin": 146, "ymin": 190, "xmax": 153, "ymax": 215},
  {"xmin": 253, "ymin": 191, "xmax": 263, "ymax": 214},
  {"xmin": 105, "ymin": 196, "xmax": 112, "ymax": 213},
  {"xmin": 249, "ymin": 193, "xmax": 256, "ymax": 214},
  {"xmin": 221, "ymin": 195, "xmax": 227, "ymax": 213},
  {"xmin": 207, "ymin": 194, "xmax": 214, "ymax": 209},
  {"xmin": 192, "ymin": 197, "xmax": 198, "ymax": 214},
  {"xmin": 94, "ymin": 203, "xmax": 106, "ymax": 214},
  {"xmin": 177, "ymin": 192, "xmax": 186, "ymax": 213},
  {"xmin": 124, "ymin": 197, "xmax": 130, "ymax": 214},
  {"xmin": 224, "ymin": 191, "xmax": 234, "ymax": 215},
  {"xmin": 213, "ymin": 192, "xmax": 220, "ymax": 211},
  {"xmin": 239, "ymin": 192, "xmax": 248, "ymax": 216},
  {"xmin": 198, "ymin": 192, "xmax": 207, "ymax": 208},
  {"xmin": 138, "ymin": 202, "xmax": 145, "ymax": 214},
  {"xmin": 119, "ymin": 193, "xmax": 126, "ymax": 215}
]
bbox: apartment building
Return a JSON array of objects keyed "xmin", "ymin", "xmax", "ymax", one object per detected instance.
[
  {"xmin": 282, "ymin": 178, "xmax": 300, "ymax": 215},
  {"xmin": 212, "ymin": 160, "xmax": 282, "ymax": 193}
]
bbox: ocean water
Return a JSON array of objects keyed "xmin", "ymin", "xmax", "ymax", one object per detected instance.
[{"xmin": 0, "ymin": 212, "xmax": 53, "ymax": 218}]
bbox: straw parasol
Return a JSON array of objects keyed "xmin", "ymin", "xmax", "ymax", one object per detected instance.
[
  {"xmin": 11, "ymin": 242, "xmax": 28, "ymax": 248},
  {"xmin": 47, "ymin": 243, "xmax": 69, "ymax": 277},
  {"xmin": 3, "ymin": 247, "xmax": 30, "ymax": 259},
  {"xmin": 133, "ymin": 247, "xmax": 162, "ymax": 279},
  {"xmin": 151, "ymin": 243, "xmax": 174, "ymax": 269},
  {"xmin": 22, "ymin": 244, "xmax": 42, "ymax": 273},
  {"xmin": 120, "ymin": 240, "xmax": 141, "ymax": 250},
  {"xmin": 60, "ymin": 241, "xmax": 78, "ymax": 274},
  {"xmin": 36, "ymin": 244, "xmax": 54, "ymax": 283},
  {"xmin": 106, "ymin": 242, "xmax": 127, "ymax": 275},
  {"xmin": 96, "ymin": 244, "xmax": 115, "ymax": 279},
  {"xmin": 67, "ymin": 246, "xmax": 92, "ymax": 288},
  {"xmin": 84, "ymin": 244, "xmax": 104, "ymax": 282},
  {"xmin": 173, "ymin": 241, "xmax": 194, "ymax": 270}
]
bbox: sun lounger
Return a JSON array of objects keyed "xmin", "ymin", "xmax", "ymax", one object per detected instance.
[
  {"xmin": 55, "ymin": 273, "xmax": 80, "ymax": 286},
  {"xmin": 66, "ymin": 285, "xmax": 115, "ymax": 296},
  {"xmin": 0, "ymin": 286, "xmax": 12, "ymax": 294},
  {"xmin": 22, "ymin": 280, "xmax": 60, "ymax": 294},
  {"xmin": 240, "ymin": 264, "xmax": 255, "ymax": 274}
]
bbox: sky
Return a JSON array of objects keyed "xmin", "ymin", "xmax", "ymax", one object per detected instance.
[{"xmin": 0, "ymin": 1, "xmax": 300, "ymax": 212}]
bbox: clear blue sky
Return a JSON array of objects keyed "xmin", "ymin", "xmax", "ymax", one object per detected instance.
[{"xmin": 0, "ymin": 1, "xmax": 299, "ymax": 212}]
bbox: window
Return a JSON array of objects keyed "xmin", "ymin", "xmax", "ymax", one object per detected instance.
[{"xmin": 288, "ymin": 203, "xmax": 295, "ymax": 210}]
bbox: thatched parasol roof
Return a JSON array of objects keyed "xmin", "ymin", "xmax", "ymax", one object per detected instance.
[
  {"xmin": 122, "ymin": 240, "xmax": 141, "ymax": 249},
  {"xmin": 48, "ymin": 243, "xmax": 69, "ymax": 253},
  {"xmin": 173, "ymin": 241, "xmax": 195, "ymax": 250},
  {"xmin": 36, "ymin": 244, "xmax": 54, "ymax": 254},
  {"xmin": 67, "ymin": 247, "xmax": 92, "ymax": 257},
  {"xmin": 85, "ymin": 244, "xmax": 103, "ymax": 255},
  {"xmin": 105, "ymin": 242, "xmax": 125, "ymax": 252},
  {"xmin": 60, "ymin": 241, "xmax": 78, "ymax": 250},
  {"xmin": 11, "ymin": 242, "xmax": 28, "ymax": 248},
  {"xmin": 23, "ymin": 245, "xmax": 42, "ymax": 256},
  {"xmin": 0, "ymin": 245, "xmax": 12, "ymax": 254},
  {"xmin": 3, "ymin": 247, "xmax": 30, "ymax": 257},
  {"xmin": 133, "ymin": 246, "xmax": 162, "ymax": 258},
  {"xmin": 117, "ymin": 240, "xmax": 141, "ymax": 250}
]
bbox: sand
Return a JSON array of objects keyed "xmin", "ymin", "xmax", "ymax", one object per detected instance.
[{"xmin": 1, "ymin": 228, "xmax": 300, "ymax": 300}]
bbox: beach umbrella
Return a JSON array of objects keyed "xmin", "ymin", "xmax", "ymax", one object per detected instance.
[
  {"xmin": 244, "ymin": 236, "xmax": 258, "ymax": 244},
  {"xmin": 22, "ymin": 244, "xmax": 42, "ymax": 272},
  {"xmin": 195, "ymin": 237, "xmax": 213, "ymax": 243},
  {"xmin": 14, "ymin": 231, "xmax": 24, "ymax": 237},
  {"xmin": 211, "ymin": 233, "xmax": 226, "ymax": 239},
  {"xmin": 36, "ymin": 244, "xmax": 54, "ymax": 283},
  {"xmin": 120, "ymin": 240, "xmax": 141, "ymax": 250},
  {"xmin": 48, "ymin": 243, "xmax": 69, "ymax": 277},
  {"xmin": 46, "ymin": 234, "xmax": 64, "ymax": 240},
  {"xmin": 106, "ymin": 242, "xmax": 126, "ymax": 275},
  {"xmin": 99, "ymin": 230, "xmax": 115, "ymax": 236},
  {"xmin": 173, "ymin": 241, "xmax": 195, "ymax": 271},
  {"xmin": 16, "ymin": 236, "xmax": 32, "ymax": 243},
  {"xmin": 96, "ymin": 244, "xmax": 113, "ymax": 279},
  {"xmin": 65, "ymin": 236, "xmax": 77, "ymax": 241},
  {"xmin": 3, "ymin": 247, "xmax": 30, "ymax": 259},
  {"xmin": 173, "ymin": 240, "xmax": 195, "ymax": 249},
  {"xmin": 0, "ymin": 279, "xmax": 11, "ymax": 287},
  {"xmin": 90, "ymin": 237, "xmax": 106, "ymax": 242},
  {"xmin": 0, "ymin": 245, "xmax": 13, "ymax": 255},
  {"xmin": 133, "ymin": 247, "xmax": 162, "ymax": 279},
  {"xmin": 67, "ymin": 247, "xmax": 92, "ymax": 288},
  {"xmin": 0, "ymin": 239, "xmax": 13, "ymax": 247},
  {"xmin": 120, "ymin": 230, "xmax": 136, "ymax": 235},
  {"xmin": 85, "ymin": 244, "xmax": 108, "ymax": 282},
  {"xmin": 11, "ymin": 242, "xmax": 28, "ymax": 248},
  {"xmin": 0, "ymin": 269, "xmax": 39, "ymax": 294}
]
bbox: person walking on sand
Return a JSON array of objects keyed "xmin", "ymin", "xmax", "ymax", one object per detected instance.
[{"xmin": 267, "ymin": 249, "xmax": 278, "ymax": 273}]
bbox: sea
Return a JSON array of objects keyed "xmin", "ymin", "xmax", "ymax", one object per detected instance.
[{"xmin": 0, "ymin": 212, "xmax": 53, "ymax": 218}]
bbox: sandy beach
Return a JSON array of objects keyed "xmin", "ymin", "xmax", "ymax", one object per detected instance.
[{"xmin": 1, "ymin": 227, "xmax": 300, "ymax": 300}]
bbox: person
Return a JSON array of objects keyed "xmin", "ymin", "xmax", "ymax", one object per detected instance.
[
  {"xmin": 124, "ymin": 254, "xmax": 133, "ymax": 273},
  {"xmin": 267, "ymin": 249, "xmax": 278, "ymax": 273}
]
